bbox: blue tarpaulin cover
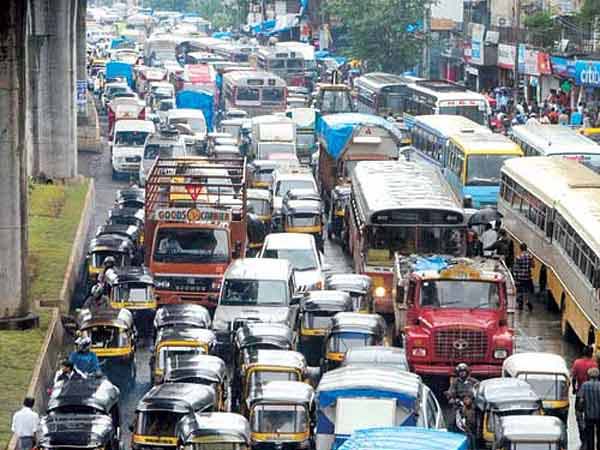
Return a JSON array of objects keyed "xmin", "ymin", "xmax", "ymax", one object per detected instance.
[
  {"xmin": 316, "ymin": 113, "xmax": 404, "ymax": 160},
  {"xmin": 412, "ymin": 255, "xmax": 450, "ymax": 272},
  {"xmin": 175, "ymin": 90, "xmax": 215, "ymax": 131},
  {"xmin": 212, "ymin": 31, "xmax": 231, "ymax": 39},
  {"xmin": 110, "ymin": 36, "xmax": 135, "ymax": 49},
  {"xmin": 106, "ymin": 61, "xmax": 133, "ymax": 87},
  {"xmin": 251, "ymin": 19, "xmax": 276, "ymax": 34},
  {"xmin": 338, "ymin": 427, "xmax": 468, "ymax": 450}
]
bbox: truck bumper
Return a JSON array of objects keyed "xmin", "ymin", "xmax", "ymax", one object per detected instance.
[
  {"xmin": 156, "ymin": 290, "xmax": 219, "ymax": 311},
  {"xmin": 412, "ymin": 363, "xmax": 502, "ymax": 378}
]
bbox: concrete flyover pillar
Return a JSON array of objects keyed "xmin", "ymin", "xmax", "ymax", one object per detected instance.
[
  {"xmin": 32, "ymin": 0, "xmax": 78, "ymax": 180},
  {"xmin": 0, "ymin": 0, "xmax": 33, "ymax": 324},
  {"xmin": 76, "ymin": 0, "xmax": 87, "ymax": 122}
]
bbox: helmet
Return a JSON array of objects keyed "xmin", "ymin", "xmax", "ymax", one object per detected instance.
[
  {"xmin": 103, "ymin": 256, "xmax": 116, "ymax": 268},
  {"xmin": 91, "ymin": 284, "xmax": 104, "ymax": 299},
  {"xmin": 455, "ymin": 363, "xmax": 470, "ymax": 376},
  {"xmin": 75, "ymin": 336, "xmax": 92, "ymax": 352}
]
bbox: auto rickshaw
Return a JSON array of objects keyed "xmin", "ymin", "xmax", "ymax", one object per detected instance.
[
  {"xmin": 38, "ymin": 414, "xmax": 119, "ymax": 450},
  {"xmin": 298, "ymin": 290, "xmax": 353, "ymax": 366},
  {"xmin": 164, "ymin": 354, "xmax": 228, "ymax": 411},
  {"xmin": 86, "ymin": 234, "xmax": 137, "ymax": 286},
  {"xmin": 176, "ymin": 412, "xmax": 251, "ymax": 450},
  {"xmin": 321, "ymin": 312, "xmax": 386, "ymax": 372},
  {"xmin": 233, "ymin": 322, "xmax": 295, "ymax": 372},
  {"xmin": 104, "ymin": 266, "xmax": 156, "ymax": 337},
  {"xmin": 246, "ymin": 188, "xmax": 272, "ymax": 256},
  {"xmin": 281, "ymin": 199, "xmax": 324, "ymax": 251},
  {"xmin": 47, "ymin": 376, "xmax": 121, "ymax": 435},
  {"xmin": 502, "ymin": 352, "xmax": 570, "ymax": 419},
  {"xmin": 474, "ymin": 378, "xmax": 543, "ymax": 447},
  {"xmin": 494, "ymin": 416, "xmax": 566, "ymax": 450},
  {"xmin": 95, "ymin": 224, "xmax": 143, "ymax": 262},
  {"xmin": 325, "ymin": 274, "xmax": 373, "ymax": 313},
  {"xmin": 238, "ymin": 350, "xmax": 307, "ymax": 415},
  {"xmin": 327, "ymin": 185, "xmax": 350, "ymax": 241},
  {"xmin": 246, "ymin": 381, "xmax": 314, "ymax": 450},
  {"xmin": 248, "ymin": 160, "xmax": 280, "ymax": 189},
  {"xmin": 115, "ymin": 185, "xmax": 145, "ymax": 209},
  {"xmin": 132, "ymin": 383, "xmax": 217, "ymax": 450},
  {"xmin": 107, "ymin": 206, "xmax": 145, "ymax": 244},
  {"xmin": 153, "ymin": 304, "xmax": 212, "ymax": 333},
  {"xmin": 151, "ymin": 327, "xmax": 217, "ymax": 384},
  {"xmin": 77, "ymin": 308, "xmax": 137, "ymax": 382},
  {"xmin": 341, "ymin": 346, "xmax": 409, "ymax": 371}
]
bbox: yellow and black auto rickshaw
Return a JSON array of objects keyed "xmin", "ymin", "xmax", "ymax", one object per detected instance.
[
  {"xmin": 246, "ymin": 188, "xmax": 272, "ymax": 256},
  {"xmin": 176, "ymin": 412, "xmax": 251, "ymax": 450},
  {"xmin": 325, "ymin": 274, "xmax": 373, "ymax": 313},
  {"xmin": 107, "ymin": 206, "xmax": 145, "ymax": 244},
  {"xmin": 115, "ymin": 186, "xmax": 145, "ymax": 210},
  {"xmin": 321, "ymin": 312, "xmax": 386, "ymax": 372},
  {"xmin": 151, "ymin": 327, "xmax": 217, "ymax": 384},
  {"xmin": 494, "ymin": 416, "xmax": 566, "ymax": 450},
  {"xmin": 282, "ymin": 199, "xmax": 324, "ymax": 252},
  {"xmin": 104, "ymin": 266, "xmax": 156, "ymax": 338},
  {"xmin": 247, "ymin": 381, "xmax": 315, "ymax": 450},
  {"xmin": 474, "ymin": 378, "xmax": 543, "ymax": 447},
  {"xmin": 132, "ymin": 383, "xmax": 216, "ymax": 450},
  {"xmin": 153, "ymin": 304, "xmax": 212, "ymax": 334},
  {"xmin": 86, "ymin": 233, "xmax": 137, "ymax": 287},
  {"xmin": 298, "ymin": 290, "xmax": 353, "ymax": 366},
  {"xmin": 77, "ymin": 308, "xmax": 137, "ymax": 384},
  {"xmin": 327, "ymin": 185, "xmax": 350, "ymax": 242}
]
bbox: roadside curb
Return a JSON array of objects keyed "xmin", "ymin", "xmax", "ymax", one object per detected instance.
[{"xmin": 7, "ymin": 178, "xmax": 96, "ymax": 450}]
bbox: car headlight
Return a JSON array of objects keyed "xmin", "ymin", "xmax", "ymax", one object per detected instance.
[
  {"xmin": 494, "ymin": 348, "xmax": 509, "ymax": 359},
  {"xmin": 374, "ymin": 286, "xmax": 386, "ymax": 297},
  {"xmin": 155, "ymin": 279, "xmax": 170, "ymax": 289},
  {"xmin": 412, "ymin": 347, "xmax": 427, "ymax": 357}
]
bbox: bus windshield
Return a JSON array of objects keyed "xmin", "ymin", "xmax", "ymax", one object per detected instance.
[
  {"xmin": 419, "ymin": 280, "xmax": 500, "ymax": 309},
  {"xmin": 439, "ymin": 104, "xmax": 486, "ymax": 125},
  {"xmin": 466, "ymin": 154, "xmax": 515, "ymax": 186}
]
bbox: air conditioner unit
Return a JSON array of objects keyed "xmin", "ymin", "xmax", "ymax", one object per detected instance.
[{"xmin": 496, "ymin": 16, "xmax": 512, "ymax": 27}]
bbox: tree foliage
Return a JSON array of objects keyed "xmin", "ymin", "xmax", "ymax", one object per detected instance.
[
  {"xmin": 324, "ymin": 0, "xmax": 428, "ymax": 73},
  {"xmin": 142, "ymin": 0, "xmax": 249, "ymax": 29},
  {"xmin": 579, "ymin": 0, "xmax": 600, "ymax": 24}
]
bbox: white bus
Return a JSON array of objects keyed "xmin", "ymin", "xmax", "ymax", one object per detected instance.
[
  {"xmin": 499, "ymin": 156, "xmax": 600, "ymax": 348},
  {"xmin": 403, "ymin": 80, "xmax": 490, "ymax": 127},
  {"xmin": 222, "ymin": 71, "xmax": 287, "ymax": 118},
  {"xmin": 354, "ymin": 72, "xmax": 420, "ymax": 117},
  {"xmin": 509, "ymin": 122, "xmax": 600, "ymax": 172}
]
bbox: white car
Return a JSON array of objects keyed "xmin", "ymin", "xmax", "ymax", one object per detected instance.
[
  {"xmin": 111, "ymin": 119, "xmax": 155, "ymax": 180},
  {"xmin": 258, "ymin": 232, "xmax": 328, "ymax": 291}
]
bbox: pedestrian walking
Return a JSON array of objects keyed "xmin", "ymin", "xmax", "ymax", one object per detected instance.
[
  {"xmin": 578, "ymin": 368, "xmax": 600, "ymax": 450},
  {"xmin": 484, "ymin": 229, "xmax": 514, "ymax": 269},
  {"xmin": 480, "ymin": 223, "xmax": 497, "ymax": 257},
  {"xmin": 573, "ymin": 346, "xmax": 598, "ymax": 394},
  {"xmin": 513, "ymin": 243, "xmax": 535, "ymax": 311},
  {"xmin": 11, "ymin": 397, "xmax": 39, "ymax": 450}
]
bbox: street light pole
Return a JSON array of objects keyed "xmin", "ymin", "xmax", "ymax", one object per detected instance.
[{"xmin": 513, "ymin": 0, "xmax": 520, "ymax": 102}]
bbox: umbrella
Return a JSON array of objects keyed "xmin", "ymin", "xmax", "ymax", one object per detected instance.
[{"xmin": 468, "ymin": 208, "xmax": 502, "ymax": 226}]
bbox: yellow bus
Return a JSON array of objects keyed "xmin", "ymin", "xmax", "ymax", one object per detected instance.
[{"xmin": 499, "ymin": 156, "xmax": 600, "ymax": 348}]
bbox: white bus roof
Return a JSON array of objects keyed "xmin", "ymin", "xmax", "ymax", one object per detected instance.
[
  {"xmin": 510, "ymin": 123, "xmax": 600, "ymax": 156},
  {"xmin": 557, "ymin": 187, "xmax": 600, "ymax": 257},
  {"xmin": 408, "ymin": 80, "xmax": 487, "ymax": 102},
  {"xmin": 223, "ymin": 70, "xmax": 286, "ymax": 85},
  {"xmin": 167, "ymin": 108, "xmax": 206, "ymax": 120},
  {"xmin": 413, "ymin": 114, "xmax": 489, "ymax": 138},
  {"xmin": 351, "ymin": 159, "xmax": 463, "ymax": 224},
  {"xmin": 275, "ymin": 42, "xmax": 315, "ymax": 60}
]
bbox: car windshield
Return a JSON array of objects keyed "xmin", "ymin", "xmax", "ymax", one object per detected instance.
[
  {"xmin": 136, "ymin": 411, "xmax": 186, "ymax": 437},
  {"xmin": 320, "ymin": 90, "xmax": 353, "ymax": 114},
  {"xmin": 262, "ymin": 248, "xmax": 317, "ymax": 271},
  {"xmin": 251, "ymin": 404, "xmax": 307, "ymax": 433},
  {"xmin": 419, "ymin": 280, "xmax": 500, "ymax": 309},
  {"xmin": 159, "ymin": 346, "xmax": 205, "ymax": 370},
  {"xmin": 248, "ymin": 370, "xmax": 299, "ymax": 387},
  {"xmin": 144, "ymin": 143, "xmax": 186, "ymax": 159},
  {"xmin": 466, "ymin": 154, "xmax": 515, "ymax": 186},
  {"xmin": 302, "ymin": 312, "xmax": 334, "ymax": 329},
  {"xmin": 154, "ymin": 228, "xmax": 229, "ymax": 263},
  {"xmin": 275, "ymin": 180, "xmax": 315, "ymax": 197},
  {"xmin": 115, "ymin": 130, "xmax": 149, "ymax": 146},
  {"xmin": 84, "ymin": 326, "xmax": 128, "ymax": 348},
  {"xmin": 328, "ymin": 332, "xmax": 374, "ymax": 353},
  {"xmin": 367, "ymin": 226, "xmax": 466, "ymax": 264},
  {"xmin": 112, "ymin": 284, "xmax": 151, "ymax": 303},
  {"xmin": 520, "ymin": 374, "xmax": 568, "ymax": 401},
  {"xmin": 221, "ymin": 279, "xmax": 288, "ymax": 306}
]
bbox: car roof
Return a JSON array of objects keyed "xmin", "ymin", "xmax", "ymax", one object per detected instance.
[
  {"xmin": 263, "ymin": 233, "xmax": 316, "ymax": 249},
  {"xmin": 113, "ymin": 119, "xmax": 156, "ymax": 133},
  {"xmin": 224, "ymin": 258, "xmax": 292, "ymax": 280},
  {"xmin": 168, "ymin": 108, "xmax": 206, "ymax": 119}
]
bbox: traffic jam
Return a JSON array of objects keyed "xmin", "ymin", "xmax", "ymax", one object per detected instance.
[{"xmin": 41, "ymin": 6, "xmax": 600, "ymax": 450}]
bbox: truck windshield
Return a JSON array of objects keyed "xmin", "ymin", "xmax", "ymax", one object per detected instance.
[
  {"xmin": 154, "ymin": 228, "xmax": 229, "ymax": 263},
  {"xmin": 220, "ymin": 279, "xmax": 288, "ymax": 306},
  {"xmin": 419, "ymin": 280, "xmax": 500, "ymax": 309}
]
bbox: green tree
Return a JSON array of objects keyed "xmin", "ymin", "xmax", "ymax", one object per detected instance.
[
  {"xmin": 523, "ymin": 11, "xmax": 558, "ymax": 48},
  {"xmin": 580, "ymin": 0, "xmax": 600, "ymax": 23},
  {"xmin": 142, "ymin": 0, "xmax": 249, "ymax": 29},
  {"xmin": 324, "ymin": 0, "xmax": 428, "ymax": 72}
]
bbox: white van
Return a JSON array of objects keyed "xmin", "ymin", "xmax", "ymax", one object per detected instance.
[
  {"xmin": 111, "ymin": 119, "xmax": 156, "ymax": 180},
  {"xmin": 167, "ymin": 109, "xmax": 208, "ymax": 150},
  {"xmin": 138, "ymin": 130, "xmax": 187, "ymax": 186}
]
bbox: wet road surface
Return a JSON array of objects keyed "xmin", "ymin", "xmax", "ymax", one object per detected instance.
[{"xmin": 78, "ymin": 106, "xmax": 582, "ymax": 449}]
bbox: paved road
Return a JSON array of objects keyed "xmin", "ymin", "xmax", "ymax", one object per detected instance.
[{"xmin": 78, "ymin": 107, "xmax": 582, "ymax": 449}]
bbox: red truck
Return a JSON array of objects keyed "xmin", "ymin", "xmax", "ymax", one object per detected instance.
[
  {"xmin": 144, "ymin": 156, "xmax": 247, "ymax": 310},
  {"xmin": 392, "ymin": 255, "xmax": 515, "ymax": 378}
]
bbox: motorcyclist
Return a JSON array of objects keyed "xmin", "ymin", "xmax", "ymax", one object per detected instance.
[
  {"xmin": 97, "ymin": 256, "xmax": 116, "ymax": 295},
  {"xmin": 82, "ymin": 283, "xmax": 109, "ymax": 310},
  {"xmin": 69, "ymin": 336, "xmax": 101, "ymax": 376},
  {"xmin": 446, "ymin": 363, "xmax": 480, "ymax": 431}
]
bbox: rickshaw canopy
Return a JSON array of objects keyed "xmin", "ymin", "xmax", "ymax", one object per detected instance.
[
  {"xmin": 235, "ymin": 322, "xmax": 294, "ymax": 350},
  {"xmin": 154, "ymin": 304, "xmax": 212, "ymax": 330},
  {"xmin": 495, "ymin": 415, "xmax": 564, "ymax": 443},
  {"xmin": 243, "ymin": 349, "xmax": 307, "ymax": 374},
  {"xmin": 107, "ymin": 206, "xmax": 145, "ymax": 225},
  {"xmin": 77, "ymin": 307, "xmax": 134, "ymax": 331},
  {"xmin": 95, "ymin": 224, "xmax": 141, "ymax": 244},
  {"xmin": 328, "ymin": 312, "xmax": 385, "ymax": 336},
  {"xmin": 38, "ymin": 414, "xmax": 115, "ymax": 449},
  {"xmin": 48, "ymin": 376, "xmax": 120, "ymax": 415},
  {"xmin": 176, "ymin": 412, "xmax": 251, "ymax": 445},
  {"xmin": 105, "ymin": 265, "xmax": 154, "ymax": 287},
  {"xmin": 164, "ymin": 354, "xmax": 227, "ymax": 384},
  {"xmin": 115, "ymin": 186, "xmax": 145, "ymax": 209},
  {"xmin": 325, "ymin": 274, "xmax": 372, "ymax": 295},
  {"xmin": 475, "ymin": 378, "xmax": 542, "ymax": 412},
  {"xmin": 502, "ymin": 352, "xmax": 569, "ymax": 378},
  {"xmin": 301, "ymin": 290, "xmax": 353, "ymax": 313},
  {"xmin": 88, "ymin": 234, "xmax": 136, "ymax": 255},
  {"xmin": 136, "ymin": 382, "xmax": 216, "ymax": 413},
  {"xmin": 155, "ymin": 327, "xmax": 217, "ymax": 349},
  {"xmin": 342, "ymin": 346, "xmax": 409, "ymax": 371},
  {"xmin": 282, "ymin": 199, "xmax": 322, "ymax": 217},
  {"xmin": 247, "ymin": 380, "xmax": 314, "ymax": 408}
]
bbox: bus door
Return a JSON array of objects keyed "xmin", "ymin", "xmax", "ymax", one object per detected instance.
[{"xmin": 442, "ymin": 142, "xmax": 465, "ymax": 201}]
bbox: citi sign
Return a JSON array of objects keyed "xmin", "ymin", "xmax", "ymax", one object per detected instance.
[{"xmin": 577, "ymin": 62, "xmax": 600, "ymax": 86}]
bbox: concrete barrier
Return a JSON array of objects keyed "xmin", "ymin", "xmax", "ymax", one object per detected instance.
[
  {"xmin": 7, "ymin": 178, "xmax": 95, "ymax": 450},
  {"xmin": 77, "ymin": 97, "xmax": 102, "ymax": 153}
]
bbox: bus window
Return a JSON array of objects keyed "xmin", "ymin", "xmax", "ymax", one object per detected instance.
[
  {"xmin": 270, "ymin": 59, "xmax": 285, "ymax": 69},
  {"xmin": 263, "ymin": 88, "xmax": 284, "ymax": 103},
  {"xmin": 237, "ymin": 87, "xmax": 260, "ymax": 102},
  {"xmin": 287, "ymin": 59, "xmax": 303, "ymax": 69}
]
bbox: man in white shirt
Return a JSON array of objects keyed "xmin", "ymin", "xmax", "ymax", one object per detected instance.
[
  {"xmin": 480, "ymin": 223, "xmax": 498, "ymax": 257},
  {"xmin": 11, "ymin": 397, "xmax": 39, "ymax": 450}
]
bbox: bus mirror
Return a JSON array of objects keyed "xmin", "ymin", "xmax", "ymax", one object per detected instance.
[{"xmin": 593, "ymin": 270, "xmax": 600, "ymax": 289}]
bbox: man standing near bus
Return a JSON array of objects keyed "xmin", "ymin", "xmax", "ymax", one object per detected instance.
[{"xmin": 514, "ymin": 243, "xmax": 534, "ymax": 311}]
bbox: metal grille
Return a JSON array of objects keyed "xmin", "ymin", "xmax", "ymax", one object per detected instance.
[
  {"xmin": 169, "ymin": 277, "xmax": 214, "ymax": 293},
  {"xmin": 434, "ymin": 329, "xmax": 487, "ymax": 360}
]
